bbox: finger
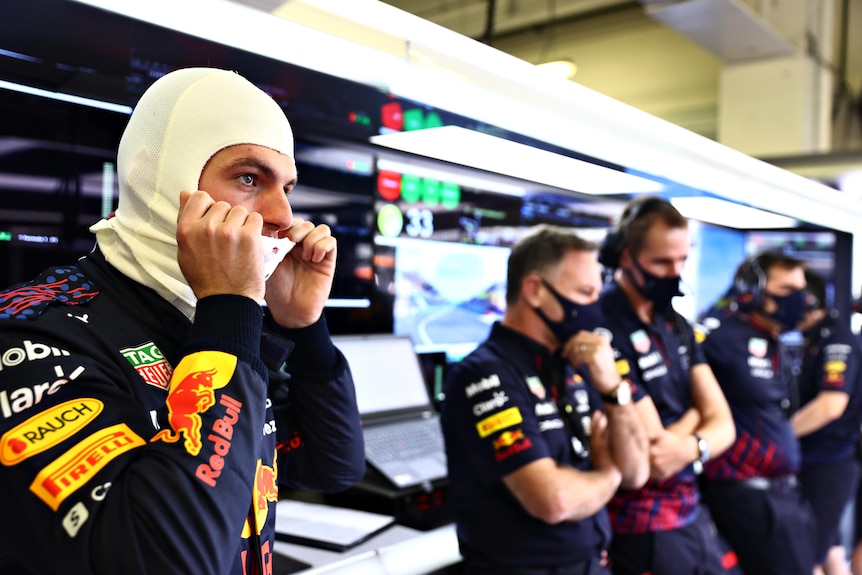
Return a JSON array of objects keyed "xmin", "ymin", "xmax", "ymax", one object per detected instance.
[
  {"xmin": 178, "ymin": 190, "xmax": 215, "ymax": 223},
  {"xmin": 591, "ymin": 409, "xmax": 607, "ymax": 431},
  {"xmin": 301, "ymin": 224, "xmax": 333, "ymax": 261},
  {"xmin": 178, "ymin": 191, "xmax": 192, "ymax": 220},
  {"xmin": 309, "ymin": 235, "xmax": 337, "ymax": 263},
  {"xmin": 283, "ymin": 218, "xmax": 313, "ymax": 243}
]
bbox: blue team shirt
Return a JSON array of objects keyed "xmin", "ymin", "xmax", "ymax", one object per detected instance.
[
  {"xmin": 599, "ymin": 281, "xmax": 703, "ymax": 534},
  {"xmin": 440, "ymin": 322, "xmax": 611, "ymax": 567},
  {"xmin": 798, "ymin": 312, "xmax": 862, "ymax": 465},
  {"xmin": 699, "ymin": 313, "xmax": 800, "ymax": 479}
]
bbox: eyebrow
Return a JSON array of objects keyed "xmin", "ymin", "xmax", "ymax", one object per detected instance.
[{"xmin": 225, "ymin": 156, "xmax": 298, "ymax": 188}]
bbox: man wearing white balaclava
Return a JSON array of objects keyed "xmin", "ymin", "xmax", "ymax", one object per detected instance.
[
  {"xmin": 0, "ymin": 68, "xmax": 365, "ymax": 575},
  {"xmin": 91, "ymin": 67, "xmax": 296, "ymax": 319}
]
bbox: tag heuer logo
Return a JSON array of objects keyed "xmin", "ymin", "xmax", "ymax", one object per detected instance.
[
  {"xmin": 630, "ymin": 330, "xmax": 651, "ymax": 354},
  {"xmin": 120, "ymin": 342, "xmax": 173, "ymax": 391},
  {"xmin": 525, "ymin": 376, "xmax": 546, "ymax": 400},
  {"xmin": 748, "ymin": 338, "xmax": 768, "ymax": 358}
]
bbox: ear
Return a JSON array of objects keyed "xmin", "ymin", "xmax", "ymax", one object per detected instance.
[
  {"xmin": 521, "ymin": 275, "xmax": 544, "ymax": 308},
  {"xmin": 618, "ymin": 245, "xmax": 632, "ymax": 268}
]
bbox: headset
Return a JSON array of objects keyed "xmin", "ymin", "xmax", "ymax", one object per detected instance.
[
  {"xmin": 598, "ymin": 197, "xmax": 672, "ymax": 269},
  {"xmin": 730, "ymin": 254, "xmax": 767, "ymax": 310}
]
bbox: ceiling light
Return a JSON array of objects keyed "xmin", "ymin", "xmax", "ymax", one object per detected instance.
[
  {"xmin": 536, "ymin": 59, "xmax": 577, "ymax": 79},
  {"xmin": 670, "ymin": 197, "xmax": 796, "ymax": 229},
  {"xmin": 838, "ymin": 170, "xmax": 862, "ymax": 198},
  {"xmin": 0, "ymin": 79, "xmax": 132, "ymax": 114},
  {"xmin": 370, "ymin": 126, "xmax": 665, "ymax": 196}
]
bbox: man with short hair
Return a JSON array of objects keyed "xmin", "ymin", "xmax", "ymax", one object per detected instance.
[
  {"xmin": 441, "ymin": 224, "xmax": 649, "ymax": 575},
  {"xmin": 794, "ymin": 269, "xmax": 862, "ymax": 575},
  {"xmin": 699, "ymin": 251, "xmax": 817, "ymax": 575},
  {"xmin": 597, "ymin": 195, "xmax": 736, "ymax": 575},
  {"xmin": 0, "ymin": 68, "xmax": 365, "ymax": 574}
]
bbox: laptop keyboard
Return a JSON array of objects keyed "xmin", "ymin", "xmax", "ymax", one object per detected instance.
[{"xmin": 364, "ymin": 418, "xmax": 445, "ymax": 463}]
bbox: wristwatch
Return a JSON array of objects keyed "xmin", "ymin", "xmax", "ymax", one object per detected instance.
[
  {"xmin": 693, "ymin": 433, "xmax": 710, "ymax": 475},
  {"xmin": 600, "ymin": 380, "xmax": 632, "ymax": 406}
]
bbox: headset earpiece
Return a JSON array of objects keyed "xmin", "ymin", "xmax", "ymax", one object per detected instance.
[
  {"xmin": 598, "ymin": 230, "xmax": 624, "ymax": 268},
  {"xmin": 598, "ymin": 197, "xmax": 671, "ymax": 269},
  {"xmin": 731, "ymin": 256, "xmax": 766, "ymax": 310}
]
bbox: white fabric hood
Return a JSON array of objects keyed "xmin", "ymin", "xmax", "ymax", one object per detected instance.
[{"xmin": 90, "ymin": 67, "xmax": 295, "ymax": 318}]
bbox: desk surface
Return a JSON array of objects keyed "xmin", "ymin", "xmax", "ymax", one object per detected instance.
[{"xmin": 273, "ymin": 523, "xmax": 460, "ymax": 575}]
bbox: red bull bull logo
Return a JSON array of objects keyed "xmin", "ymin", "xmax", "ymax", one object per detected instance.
[
  {"xmin": 492, "ymin": 428, "xmax": 532, "ymax": 462},
  {"xmin": 243, "ymin": 456, "xmax": 279, "ymax": 538},
  {"xmin": 492, "ymin": 429, "xmax": 525, "ymax": 450},
  {"xmin": 151, "ymin": 352, "xmax": 236, "ymax": 456}
]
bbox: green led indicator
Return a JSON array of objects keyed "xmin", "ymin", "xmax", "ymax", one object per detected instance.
[
  {"xmin": 425, "ymin": 112, "xmax": 443, "ymax": 129},
  {"xmin": 440, "ymin": 182, "xmax": 461, "ymax": 210},
  {"xmin": 403, "ymin": 109, "xmax": 425, "ymax": 131},
  {"xmin": 0, "ymin": 231, "xmax": 11, "ymax": 242},
  {"xmin": 401, "ymin": 174, "xmax": 422, "ymax": 203},
  {"xmin": 422, "ymin": 179, "xmax": 441, "ymax": 206}
]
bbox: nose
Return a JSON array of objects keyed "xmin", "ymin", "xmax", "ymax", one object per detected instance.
[{"xmin": 261, "ymin": 186, "xmax": 293, "ymax": 234}]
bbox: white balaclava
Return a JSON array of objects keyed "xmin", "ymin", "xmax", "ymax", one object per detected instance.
[{"xmin": 90, "ymin": 68, "xmax": 295, "ymax": 319}]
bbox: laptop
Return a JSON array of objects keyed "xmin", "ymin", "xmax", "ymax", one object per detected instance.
[{"xmin": 333, "ymin": 334, "xmax": 448, "ymax": 489}]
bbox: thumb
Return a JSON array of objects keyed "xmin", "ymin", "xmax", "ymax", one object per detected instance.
[{"xmin": 177, "ymin": 191, "xmax": 192, "ymax": 223}]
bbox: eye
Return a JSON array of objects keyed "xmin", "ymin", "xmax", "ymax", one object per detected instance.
[{"xmin": 239, "ymin": 174, "xmax": 255, "ymax": 186}]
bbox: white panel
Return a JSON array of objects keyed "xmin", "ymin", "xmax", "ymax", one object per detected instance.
[
  {"xmin": 718, "ymin": 56, "xmax": 827, "ymax": 156},
  {"xmin": 646, "ymin": 0, "xmax": 796, "ymax": 62}
]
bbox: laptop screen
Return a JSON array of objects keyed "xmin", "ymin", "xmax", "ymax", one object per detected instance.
[{"xmin": 333, "ymin": 334, "xmax": 432, "ymax": 416}]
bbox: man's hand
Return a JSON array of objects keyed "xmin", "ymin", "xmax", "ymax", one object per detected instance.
[
  {"xmin": 648, "ymin": 429, "xmax": 697, "ymax": 480},
  {"xmin": 561, "ymin": 332, "xmax": 621, "ymax": 395},
  {"xmin": 589, "ymin": 411, "xmax": 622, "ymax": 483},
  {"xmin": 264, "ymin": 218, "xmax": 337, "ymax": 328},
  {"xmin": 176, "ymin": 190, "xmax": 265, "ymax": 303}
]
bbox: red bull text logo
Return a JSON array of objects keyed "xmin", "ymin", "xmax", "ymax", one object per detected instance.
[
  {"xmin": 195, "ymin": 394, "xmax": 243, "ymax": 487},
  {"xmin": 151, "ymin": 351, "xmax": 236, "ymax": 456}
]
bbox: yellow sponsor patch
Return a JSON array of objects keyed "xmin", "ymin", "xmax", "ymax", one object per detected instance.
[
  {"xmin": 824, "ymin": 360, "xmax": 847, "ymax": 374},
  {"xmin": 30, "ymin": 423, "xmax": 145, "ymax": 510},
  {"xmin": 615, "ymin": 359, "xmax": 631, "ymax": 376},
  {"xmin": 1, "ymin": 399, "xmax": 104, "ymax": 466},
  {"xmin": 476, "ymin": 407, "xmax": 522, "ymax": 438},
  {"xmin": 694, "ymin": 329, "xmax": 706, "ymax": 344}
]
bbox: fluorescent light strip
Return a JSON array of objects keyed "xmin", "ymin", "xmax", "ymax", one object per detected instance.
[
  {"xmin": 371, "ymin": 126, "xmax": 665, "ymax": 196},
  {"xmin": 0, "ymin": 48, "xmax": 40, "ymax": 62},
  {"xmin": 670, "ymin": 197, "xmax": 796, "ymax": 229},
  {"xmin": 0, "ymin": 80, "xmax": 133, "ymax": 114},
  {"xmin": 325, "ymin": 298, "xmax": 371, "ymax": 308}
]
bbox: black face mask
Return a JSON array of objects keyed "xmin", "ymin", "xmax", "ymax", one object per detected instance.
[
  {"xmin": 624, "ymin": 256, "xmax": 683, "ymax": 311},
  {"xmin": 767, "ymin": 289, "xmax": 807, "ymax": 330},
  {"xmin": 533, "ymin": 278, "xmax": 604, "ymax": 343}
]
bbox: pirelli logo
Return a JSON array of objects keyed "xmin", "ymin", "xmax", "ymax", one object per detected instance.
[
  {"xmin": 30, "ymin": 423, "xmax": 145, "ymax": 510},
  {"xmin": 476, "ymin": 407, "xmax": 522, "ymax": 438}
]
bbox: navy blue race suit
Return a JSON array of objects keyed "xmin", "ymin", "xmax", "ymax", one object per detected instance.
[{"xmin": 0, "ymin": 250, "xmax": 364, "ymax": 574}]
